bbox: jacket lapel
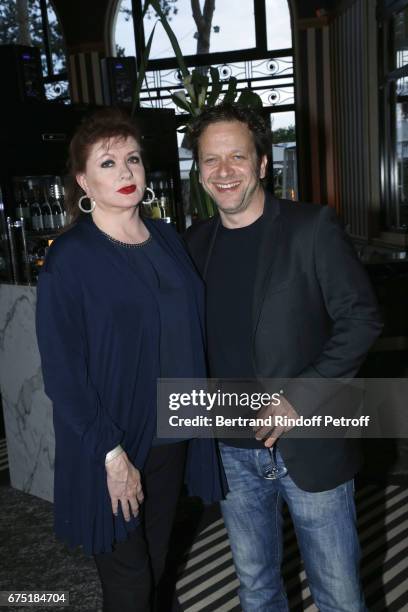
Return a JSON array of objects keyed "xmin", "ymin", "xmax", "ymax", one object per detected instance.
[
  {"xmin": 251, "ymin": 193, "xmax": 282, "ymax": 338},
  {"xmin": 202, "ymin": 217, "xmax": 221, "ymax": 280}
]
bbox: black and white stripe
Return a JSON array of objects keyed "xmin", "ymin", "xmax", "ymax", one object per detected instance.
[
  {"xmin": 176, "ymin": 484, "xmax": 408, "ymax": 611},
  {"xmin": 68, "ymin": 52, "xmax": 104, "ymax": 105},
  {"xmin": 0, "ymin": 438, "xmax": 8, "ymax": 473}
]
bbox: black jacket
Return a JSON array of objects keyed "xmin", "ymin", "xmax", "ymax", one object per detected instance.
[{"xmin": 185, "ymin": 193, "xmax": 383, "ymax": 491}]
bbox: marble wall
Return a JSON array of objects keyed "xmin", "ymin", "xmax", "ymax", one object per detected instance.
[{"xmin": 0, "ymin": 284, "xmax": 54, "ymax": 502}]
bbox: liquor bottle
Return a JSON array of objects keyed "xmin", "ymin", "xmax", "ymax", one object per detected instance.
[
  {"xmin": 159, "ymin": 196, "xmax": 171, "ymax": 223},
  {"xmin": 20, "ymin": 184, "xmax": 31, "ymax": 226},
  {"xmin": 150, "ymin": 182, "xmax": 162, "ymax": 220},
  {"xmin": 14, "ymin": 182, "xmax": 30, "ymax": 227},
  {"xmin": 158, "ymin": 181, "xmax": 171, "ymax": 223},
  {"xmin": 41, "ymin": 185, "xmax": 54, "ymax": 231},
  {"xmin": 60, "ymin": 181, "xmax": 67, "ymax": 225},
  {"xmin": 15, "ymin": 186, "xmax": 25, "ymax": 220},
  {"xmin": 28, "ymin": 182, "xmax": 44, "ymax": 231},
  {"xmin": 50, "ymin": 180, "xmax": 65, "ymax": 228}
]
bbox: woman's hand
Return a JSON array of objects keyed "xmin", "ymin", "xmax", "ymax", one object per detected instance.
[{"xmin": 105, "ymin": 452, "xmax": 144, "ymax": 521}]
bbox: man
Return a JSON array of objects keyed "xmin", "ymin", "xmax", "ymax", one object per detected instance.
[{"xmin": 184, "ymin": 103, "xmax": 383, "ymax": 611}]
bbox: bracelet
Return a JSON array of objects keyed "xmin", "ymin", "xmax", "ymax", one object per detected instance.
[{"xmin": 105, "ymin": 445, "xmax": 124, "ymax": 464}]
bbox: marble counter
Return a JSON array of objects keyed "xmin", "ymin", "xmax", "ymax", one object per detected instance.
[{"xmin": 0, "ymin": 284, "xmax": 54, "ymax": 501}]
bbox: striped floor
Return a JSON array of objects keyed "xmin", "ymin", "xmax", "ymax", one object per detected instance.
[
  {"xmin": 0, "ymin": 438, "xmax": 8, "ymax": 473},
  {"xmin": 176, "ymin": 484, "xmax": 408, "ymax": 612}
]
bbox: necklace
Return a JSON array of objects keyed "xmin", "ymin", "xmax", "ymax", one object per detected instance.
[{"xmin": 98, "ymin": 228, "xmax": 153, "ymax": 249}]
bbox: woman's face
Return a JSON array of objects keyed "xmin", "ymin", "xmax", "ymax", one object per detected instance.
[{"xmin": 76, "ymin": 135, "xmax": 146, "ymax": 211}]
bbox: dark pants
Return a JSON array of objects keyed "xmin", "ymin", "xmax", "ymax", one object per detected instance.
[{"xmin": 94, "ymin": 442, "xmax": 187, "ymax": 612}]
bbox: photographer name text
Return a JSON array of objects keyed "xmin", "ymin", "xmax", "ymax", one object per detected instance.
[{"xmin": 168, "ymin": 415, "xmax": 371, "ymax": 428}]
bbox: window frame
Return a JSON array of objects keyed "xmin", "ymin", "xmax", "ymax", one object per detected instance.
[
  {"xmin": 379, "ymin": 0, "xmax": 408, "ymax": 231},
  {"xmin": 129, "ymin": 0, "xmax": 277, "ymax": 69},
  {"xmin": 38, "ymin": 0, "xmax": 68, "ymax": 97},
  {"xmin": 116, "ymin": 0, "xmax": 295, "ymax": 117}
]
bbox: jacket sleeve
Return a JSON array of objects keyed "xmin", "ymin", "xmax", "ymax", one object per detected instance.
[
  {"xmin": 302, "ymin": 205, "xmax": 383, "ymax": 377},
  {"xmin": 36, "ymin": 263, "xmax": 124, "ymax": 462},
  {"xmin": 284, "ymin": 206, "xmax": 383, "ymax": 416}
]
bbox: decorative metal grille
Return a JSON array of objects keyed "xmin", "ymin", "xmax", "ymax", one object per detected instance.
[
  {"xmin": 396, "ymin": 76, "xmax": 408, "ymax": 96},
  {"xmin": 44, "ymin": 80, "xmax": 70, "ymax": 102},
  {"xmin": 139, "ymin": 56, "xmax": 294, "ymax": 111}
]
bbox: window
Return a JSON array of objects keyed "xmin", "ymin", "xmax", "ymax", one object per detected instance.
[
  {"xmin": 265, "ymin": 0, "xmax": 292, "ymax": 50},
  {"xmin": 379, "ymin": 1, "xmax": 408, "ymax": 230},
  {"xmin": 113, "ymin": 0, "xmax": 136, "ymax": 57},
  {"xmin": 271, "ymin": 111, "xmax": 297, "ymax": 200},
  {"xmin": 0, "ymin": 0, "xmax": 69, "ymax": 101},
  {"xmin": 143, "ymin": 0, "xmax": 256, "ymax": 58},
  {"xmin": 112, "ymin": 0, "xmax": 296, "ymax": 200},
  {"xmin": 394, "ymin": 6, "xmax": 408, "ymax": 69}
]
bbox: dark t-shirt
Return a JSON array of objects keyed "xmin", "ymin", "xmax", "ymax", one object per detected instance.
[{"xmin": 206, "ymin": 213, "xmax": 267, "ymax": 448}]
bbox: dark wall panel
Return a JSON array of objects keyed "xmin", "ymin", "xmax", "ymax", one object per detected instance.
[
  {"xmin": 293, "ymin": 0, "xmax": 342, "ymax": 18},
  {"xmin": 53, "ymin": 0, "xmax": 112, "ymax": 52}
]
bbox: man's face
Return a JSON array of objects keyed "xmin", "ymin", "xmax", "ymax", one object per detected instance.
[{"xmin": 198, "ymin": 120, "xmax": 267, "ymax": 216}]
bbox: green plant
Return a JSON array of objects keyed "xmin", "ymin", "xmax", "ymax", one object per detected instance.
[{"xmin": 132, "ymin": 0, "xmax": 263, "ymax": 219}]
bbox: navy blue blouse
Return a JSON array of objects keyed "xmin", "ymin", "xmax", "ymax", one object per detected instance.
[
  {"xmin": 106, "ymin": 234, "xmax": 191, "ymax": 445},
  {"xmin": 36, "ymin": 215, "xmax": 226, "ymax": 555}
]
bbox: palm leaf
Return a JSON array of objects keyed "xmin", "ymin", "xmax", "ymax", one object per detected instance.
[
  {"xmin": 189, "ymin": 163, "xmax": 206, "ymax": 219},
  {"xmin": 210, "ymin": 66, "xmax": 220, "ymax": 85},
  {"xmin": 191, "ymin": 70, "xmax": 209, "ymax": 109},
  {"xmin": 207, "ymin": 67, "xmax": 223, "ymax": 106},
  {"xmin": 171, "ymin": 90, "xmax": 194, "ymax": 114},
  {"xmin": 223, "ymin": 77, "xmax": 238, "ymax": 104},
  {"xmin": 131, "ymin": 20, "xmax": 157, "ymax": 115},
  {"xmin": 203, "ymin": 188, "xmax": 216, "ymax": 217},
  {"xmin": 192, "ymin": 70, "xmax": 209, "ymax": 91},
  {"xmin": 183, "ymin": 74, "xmax": 197, "ymax": 107},
  {"xmin": 237, "ymin": 88, "xmax": 263, "ymax": 108},
  {"xmin": 189, "ymin": 163, "xmax": 216, "ymax": 218}
]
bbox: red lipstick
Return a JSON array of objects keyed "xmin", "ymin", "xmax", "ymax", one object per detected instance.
[{"xmin": 117, "ymin": 185, "xmax": 136, "ymax": 194}]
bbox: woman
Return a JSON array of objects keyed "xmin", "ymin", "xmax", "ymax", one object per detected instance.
[{"xmin": 36, "ymin": 108, "xmax": 225, "ymax": 612}]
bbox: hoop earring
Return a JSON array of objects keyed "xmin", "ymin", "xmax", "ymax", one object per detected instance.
[
  {"xmin": 142, "ymin": 187, "xmax": 155, "ymax": 205},
  {"xmin": 78, "ymin": 195, "xmax": 96, "ymax": 213}
]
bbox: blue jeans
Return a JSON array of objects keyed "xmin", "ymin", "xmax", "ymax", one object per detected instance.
[{"xmin": 219, "ymin": 443, "xmax": 367, "ymax": 612}]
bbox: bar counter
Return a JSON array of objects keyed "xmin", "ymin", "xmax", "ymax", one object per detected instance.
[{"xmin": 0, "ymin": 283, "xmax": 54, "ymax": 501}]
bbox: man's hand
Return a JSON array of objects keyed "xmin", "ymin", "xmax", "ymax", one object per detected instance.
[
  {"xmin": 105, "ymin": 452, "xmax": 144, "ymax": 521},
  {"xmin": 254, "ymin": 395, "xmax": 299, "ymax": 448}
]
